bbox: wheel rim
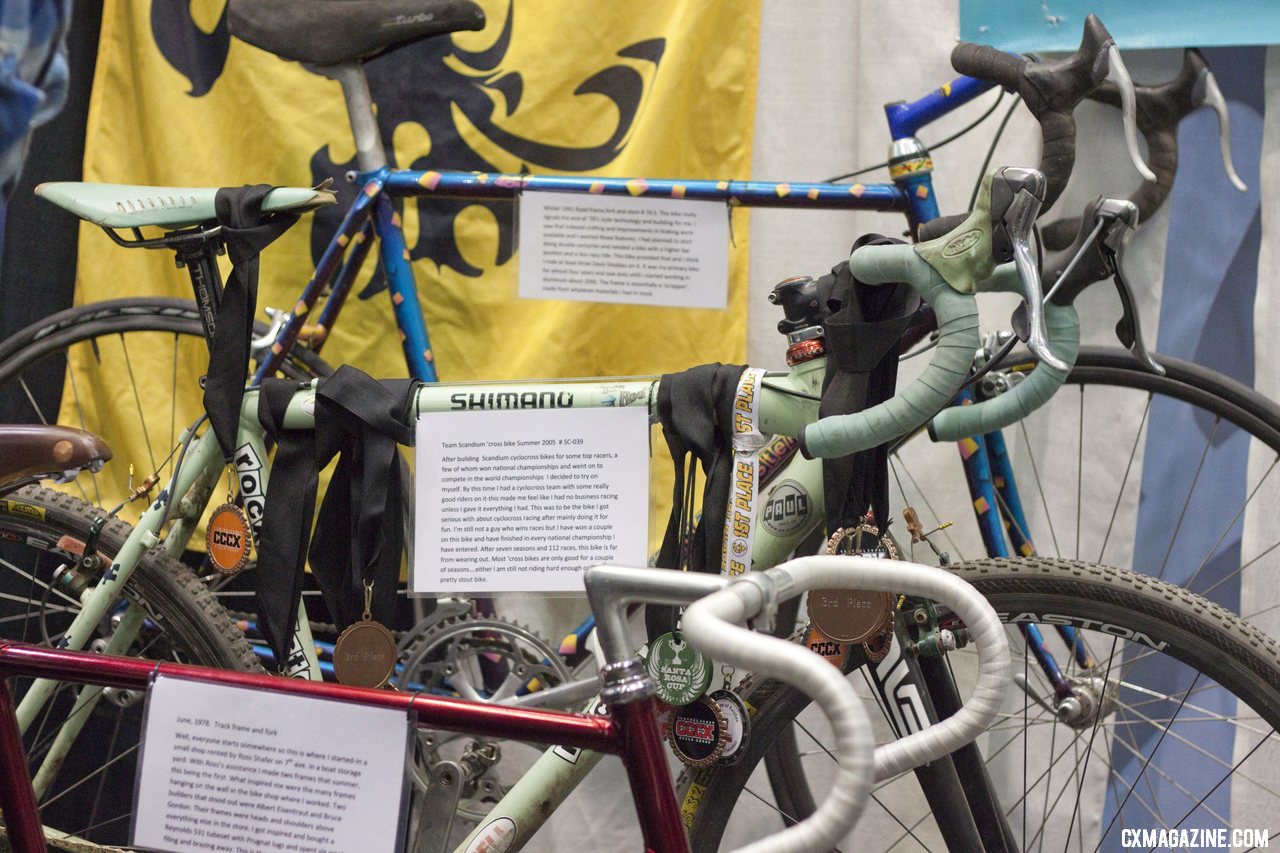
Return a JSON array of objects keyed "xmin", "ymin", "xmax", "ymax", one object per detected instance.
[
  {"xmin": 888, "ymin": 348, "xmax": 1280, "ymax": 621},
  {"xmin": 686, "ymin": 572, "xmax": 1280, "ymax": 851},
  {"xmin": 0, "ymin": 488, "xmax": 256, "ymax": 848}
]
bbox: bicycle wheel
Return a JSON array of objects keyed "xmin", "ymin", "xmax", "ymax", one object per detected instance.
[
  {"xmin": 0, "ymin": 485, "xmax": 259, "ymax": 849},
  {"xmin": 680, "ymin": 557, "xmax": 1280, "ymax": 851},
  {"xmin": 0, "ymin": 297, "xmax": 332, "ymax": 525},
  {"xmin": 889, "ymin": 345, "xmax": 1280, "ymax": 620}
]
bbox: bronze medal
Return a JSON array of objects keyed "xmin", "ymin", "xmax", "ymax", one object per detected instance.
[
  {"xmin": 808, "ymin": 523, "xmax": 897, "ymax": 644},
  {"xmin": 332, "ymin": 618, "xmax": 398, "ymax": 688},
  {"xmin": 206, "ymin": 503, "xmax": 252, "ymax": 575},
  {"xmin": 862, "ymin": 623, "xmax": 895, "ymax": 664},
  {"xmin": 807, "ymin": 587, "xmax": 895, "ymax": 644}
]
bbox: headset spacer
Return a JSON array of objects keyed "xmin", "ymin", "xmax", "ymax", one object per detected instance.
[{"xmin": 786, "ymin": 337, "xmax": 827, "ymax": 365}]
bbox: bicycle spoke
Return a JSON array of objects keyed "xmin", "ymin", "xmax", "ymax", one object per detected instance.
[
  {"xmin": 1064, "ymin": 637, "xmax": 1120, "ymax": 845},
  {"xmin": 1198, "ymin": 531, "xmax": 1280, "ymax": 609},
  {"xmin": 169, "ymin": 332, "xmax": 179, "ymax": 478},
  {"xmin": 0, "ymin": 559, "xmax": 87, "ymax": 609},
  {"xmin": 116, "ymin": 334, "xmax": 160, "ymax": 477},
  {"xmin": 1076, "ymin": 385, "xmax": 1083, "ymax": 561},
  {"xmin": 63, "ymin": 355, "xmax": 103, "ymax": 509},
  {"xmin": 1096, "ymin": 393, "xmax": 1151, "ymax": 564},
  {"xmin": 14, "ymin": 373, "xmax": 93, "ymax": 505},
  {"xmin": 1182, "ymin": 454, "xmax": 1279, "ymax": 597},
  {"xmin": 17, "ymin": 375, "xmax": 51, "ymax": 425},
  {"xmin": 1018, "ymin": 420, "xmax": 1062, "ymax": 556},
  {"xmin": 1154, "ymin": 418, "xmax": 1220, "ymax": 582},
  {"xmin": 888, "ymin": 454, "xmax": 967, "ymax": 562},
  {"xmin": 1168, "ymin": 728, "xmax": 1274, "ymax": 833},
  {"xmin": 1107, "ymin": 721, "xmax": 1226, "ymax": 828}
]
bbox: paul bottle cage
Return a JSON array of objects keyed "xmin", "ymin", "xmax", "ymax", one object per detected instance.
[
  {"xmin": 1042, "ymin": 48, "xmax": 1247, "ymax": 251},
  {"xmin": 950, "ymin": 14, "xmax": 1152, "ymax": 213},
  {"xmin": 800, "ymin": 166, "xmax": 1056, "ymax": 458}
]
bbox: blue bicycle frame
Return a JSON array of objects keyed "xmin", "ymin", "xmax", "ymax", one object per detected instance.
[{"xmin": 247, "ymin": 70, "xmax": 1087, "ymax": 691}]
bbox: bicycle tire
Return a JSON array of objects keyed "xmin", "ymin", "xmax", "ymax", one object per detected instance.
[
  {"xmin": 0, "ymin": 484, "xmax": 259, "ymax": 849},
  {"xmin": 889, "ymin": 344, "xmax": 1280, "ymax": 614},
  {"xmin": 680, "ymin": 556, "xmax": 1280, "ymax": 851},
  {"xmin": 0, "ymin": 297, "xmax": 332, "ymax": 523}
]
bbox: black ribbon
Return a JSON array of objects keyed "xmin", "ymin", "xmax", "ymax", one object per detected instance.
[
  {"xmin": 816, "ymin": 235, "xmax": 922, "ymax": 532},
  {"xmin": 257, "ymin": 366, "xmax": 417, "ymax": 668},
  {"xmin": 647, "ymin": 362, "xmax": 746, "ymax": 640},
  {"xmin": 204, "ymin": 185, "xmax": 299, "ymax": 460}
]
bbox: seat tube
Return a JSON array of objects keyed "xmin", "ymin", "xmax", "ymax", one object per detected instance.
[
  {"xmin": 953, "ymin": 391, "xmax": 1012, "ymax": 558},
  {"xmin": 612, "ymin": 693, "xmax": 690, "ymax": 853},
  {"xmin": 372, "ymin": 193, "xmax": 438, "ymax": 382},
  {"xmin": 983, "ymin": 429, "xmax": 1036, "ymax": 555}
]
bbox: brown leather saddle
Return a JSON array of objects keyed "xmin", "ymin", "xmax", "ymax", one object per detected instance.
[{"xmin": 0, "ymin": 424, "xmax": 111, "ymax": 493}]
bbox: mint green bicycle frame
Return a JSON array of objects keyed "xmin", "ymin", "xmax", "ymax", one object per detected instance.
[{"xmin": 12, "ymin": 349, "xmax": 826, "ymax": 844}]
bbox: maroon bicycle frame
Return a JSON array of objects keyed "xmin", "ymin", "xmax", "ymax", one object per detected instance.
[{"xmin": 0, "ymin": 641, "xmax": 689, "ymax": 853}]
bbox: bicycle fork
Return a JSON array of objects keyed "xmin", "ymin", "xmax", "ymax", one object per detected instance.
[{"xmin": 868, "ymin": 619, "xmax": 1017, "ymax": 852}]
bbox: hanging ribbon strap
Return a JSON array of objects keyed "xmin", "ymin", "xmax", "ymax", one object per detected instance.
[
  {"xmin": 722, "ymin": 368, "xmax": 768, "ymax": 577},
  {"xmin": 817, "ymin": 237, "xmax": 921, "ymax": 531},
  {"xmin": 256, "ymin": 366, "xmax": 418, "ymax": 667},
  {"xmin": 204, "ymin": 184, "xmax": 300, "ymax": 459},
  {"xmin": 647, "ymin": 362, "xmax": 746, "ymax": 641}
]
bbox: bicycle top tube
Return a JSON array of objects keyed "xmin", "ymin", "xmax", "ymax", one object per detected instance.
[{"xmin": 378, "ymin": 169, "xmax": 912, "ymax": 211}]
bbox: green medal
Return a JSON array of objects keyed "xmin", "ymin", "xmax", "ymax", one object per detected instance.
[{"xmin": 644, "ymin": 631, "xmax": 712, "ymax": 706}]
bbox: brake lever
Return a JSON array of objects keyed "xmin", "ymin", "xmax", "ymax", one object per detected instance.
[
  {"xmin": 1061, "ymin": 196, "xmax": 1164, "ymax": 375},
  {"xmin": 992, "ymin": 167, "xmax": 1069, "ymax": 372},
  {"xmin": 1107, "ymin": 44, "xmax": 1158, "ymax": 183},
  {"xmin": 1099, "ymin": 209, "xmax": 1165, "ymax": 375},
  {"xmin": 1196, "ymin": 67, "xmax": 1249, "ymax": 192}
]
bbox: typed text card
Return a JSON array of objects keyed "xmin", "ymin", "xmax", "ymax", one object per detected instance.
[{"xmin": 415, "ymin": 405, "xmax": 649, "ymax": 594}]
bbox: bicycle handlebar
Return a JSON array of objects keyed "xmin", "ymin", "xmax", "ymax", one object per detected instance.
[
  {"xmin": 681, "ymin": 555, "xmax": 1010, "ymax": 852},
  {"xmin": 928, "ymin": 266, "xmax": 1080, "ymax": 441},
  {"xmin": 927, "ymin": 190, "xmax": 1165, "ymax": 440},
  {"xmin": 802, "ymin": 167, "xmax": 1061, "ymax": 458},
  {"xmin": 1041, "ymin": 49, "xmax": 1247, "ymax": 251},
  {"xmin": 951, "ymin": 14, "xmax": 1150, "ymax": 214},
  {"xmin": 800, "ymin": 244, "xmax": 979, "ymax": 458}
]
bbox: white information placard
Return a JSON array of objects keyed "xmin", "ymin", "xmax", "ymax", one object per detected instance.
[
  {"xmin": 414, "ymin": 405, "xmax": 649, "ymax": 594},
  {"xmin": 132, "ymin": 675, "xmax": 410, "ymax": 853},
  {"xmin": 517, "ymin": 189, "xmax": 729, "ymax": 308}
]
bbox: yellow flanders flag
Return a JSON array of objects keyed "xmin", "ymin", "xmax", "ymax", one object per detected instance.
[{"xmin": 68, "ymin": 0, "xmax": 759, "ymax": 557}]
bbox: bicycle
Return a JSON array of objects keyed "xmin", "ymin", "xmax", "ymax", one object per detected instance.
[
  {"xmin": 2, "ymin": 14, "xmax": 1280, "ymax": 850},
  {"xmin": 5, "ymin": 13, "xmax": 1268, "ymax": 643},
  {"xmin": 2, "ymin": 11, "xmax": 1273, "ymax": 846},
  {"xmin": 0, "ymin": 550, "xmax": 1016, "ymax": 853},
  {"xmin": 6, "ymin": 9, "xmax": 1258, "ymax": 665},
  {"xmin": 8, "ymin": 153, "xmax": 1280, "ymax": 850}
]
